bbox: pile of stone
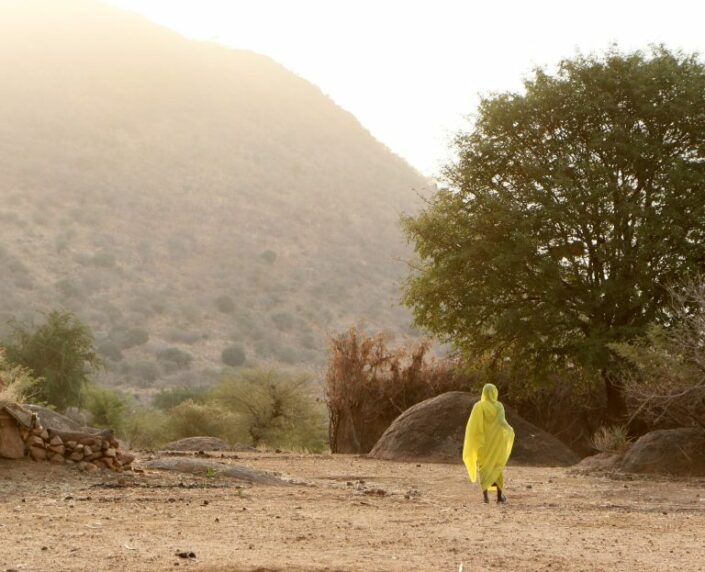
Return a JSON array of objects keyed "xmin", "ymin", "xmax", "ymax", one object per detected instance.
[{"xmin": 23, "ymin": 426, "xmax": 134, "ymax": 473}]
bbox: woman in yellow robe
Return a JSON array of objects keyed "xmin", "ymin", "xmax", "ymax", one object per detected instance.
[{"xmin": 462, "ymin": 383, "xmax": 515, "ymax": 503}]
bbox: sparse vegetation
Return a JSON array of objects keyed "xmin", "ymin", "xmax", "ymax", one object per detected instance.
[
  {"xmin": 590, "ymin": 425, "xmax": 632, "ymax": 454},
  {"xmin": 156, "ymin": 347, "xmax": 193, "ymax": 372},
  {"xmin": 212, "ymin": 368, "xmax": 327, "ymax": 451},
  {"xmin": 2, "ymin": 311, "xmax": 102, "ymax": 411},
  {"xmin": 221, "ymin": 344, "xmax": 246, "ymax": 367},
  {"xmin": 325, "ymin": 328, "xmax": 471, "ymax": 453},
  {"xmin": 152, "ymin": 386, "xmax": 208, "ymax": 411},
  {"xmin": 0, "ymin": 349, "xmax": 39, "ymax": 403}
]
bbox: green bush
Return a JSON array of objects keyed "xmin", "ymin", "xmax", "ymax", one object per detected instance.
[
  {"xmin": 221, "ymin": 345, "xmax": 246, "ymax": 367},
  {"xmin": 156, "ymin": 347, "xmax": 193, "ymax": 372},
  {"xmin": 165, "ymin": 400, "xmax": 247, "ymax": 444},
  {"xmin": 0, "ymin": 349, "xmax": 39, "ymax": 403},
  {"xmin": 2, "ymin": 310, "xmax": 101, "ymax": 411},
  {"xmin": 214, "ymin": 295, "xmax": 235, "ymax": 314},
  {"xmin": 83, "ymin": 385, "xmax": 129, "ymax": 433},
  {"xmin": 152, "ymin": 386, "xmax": 207, "ymax": 411},
  {"xmin": 122, "ymin": 407, "xmax": 170, "ymax": 449},
  {"xmin": 212, "ymin": 368, "xmax": 327, "ymax": 452}
]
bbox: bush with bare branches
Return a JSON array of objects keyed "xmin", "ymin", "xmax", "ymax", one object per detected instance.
[
  {"xmin": 325, "ymin": 328, "xmax": 473, "ymax": 453},
  {"xmin": 611, "ymin": 279, "xmax": 705, "ymax": 430}
]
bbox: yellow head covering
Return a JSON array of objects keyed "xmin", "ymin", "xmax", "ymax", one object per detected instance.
[{"xmin": 462, "ymin": 383, "xmax": 515, "ymax": 490}]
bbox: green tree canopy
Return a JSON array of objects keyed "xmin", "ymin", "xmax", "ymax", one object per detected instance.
[
  {"xmin": 402, "ymin": 47, "xmax": 705, "ymax": 417},
  {"xmin": 2, "ymin": 310, "xmax": 101, "ymax": 410}
]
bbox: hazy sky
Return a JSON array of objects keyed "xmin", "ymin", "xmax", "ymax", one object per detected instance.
[{"xmin": 105, "ymin": 0, "xmax": 705, "ymax": 176}]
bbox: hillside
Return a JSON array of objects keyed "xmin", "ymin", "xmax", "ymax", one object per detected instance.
[{"xmin": 0, "ymin": 0, "xmax": 427, "ymax": 394}]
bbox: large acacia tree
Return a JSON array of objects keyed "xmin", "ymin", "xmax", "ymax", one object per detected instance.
[{"xmin": 403, "ymin": 48, "xmax": 705, "ymax": 417}]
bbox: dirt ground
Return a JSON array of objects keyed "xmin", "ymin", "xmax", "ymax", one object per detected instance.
[{"xmin": 1, "ymin": 452, "xmax": 704, "ymax": 572}]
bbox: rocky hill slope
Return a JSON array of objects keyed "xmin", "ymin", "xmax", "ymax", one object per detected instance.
[{"xmin": 0, "ymin": 0, "xmax": 427, "ymax": 392}]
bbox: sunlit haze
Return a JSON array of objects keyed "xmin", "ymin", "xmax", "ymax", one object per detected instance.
[{"xmin": 104, "ymin": 0, "xmax": 705, "ymax": 176}]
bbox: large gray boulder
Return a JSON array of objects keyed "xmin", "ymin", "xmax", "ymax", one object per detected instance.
[
  {"xmin": 369, "ymin": 391, "xmax": 579, "ymax": 466},
  {"xmin": 23, "ymin": 405, "xmax": 84, "ymax": 432},
  {"xmin": 620, "ymin": 428, "xmax": 705, "ymax": 476}
]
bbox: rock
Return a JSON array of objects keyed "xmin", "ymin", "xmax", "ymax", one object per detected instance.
[
  {"xmin": 48, "ymin": 445, "xmax": 66, "ymax": 456},
  {"xmin": 83, "ymin": 446, "xmax": 93, "ymax": 456},
  {"xmin": 83, "ymin": 462, "xmax": 99, "ymax": 473},
  {"xmin": 574, "ymin": 452, "xmax": 623, "ymax": 472},
  {"xmin": 140, "ymin": 458, "xmax": 290, "ymax": 485},
  {"xmin": 49, "ymin": 436, "xmax": 63, "ymax": 446},
  {"xmin": 24, "ymin": 405, "xmax": 84, "ymax": 433},
  {"xmin": 161, "ymin": 437, "xmax": 230, "ymax": 452},
  {"xmin": 0, "ymin": 411, "xmax": 26, "ymax": 459},
  {"xmin": 100, "ymin": 457, "xmax": 115, "ymax": 470},
  {"xmin": 49, "ymin": 453, "xmax": 65, "ymax": 464},
  {"xmin": 29, "ymin": 446, "xmax": 47, "ymax": 461},
  {"xmin": 369, "ymin": 391, "xmax": 579, "ymax": 466},
  {"xmin": 70, "ymin": 451, "xmax": 84, "ymax": 462},
  {"xmin": 105, "ymin": 448, "xmax": 117, "ymax": 458},
  {"xmin": 620, "ymin": 428, "xmax": 705, "ymax": 477},
  {"xmin": 27, "ymin": 435, "xmax": 45, "ymax": 447}
]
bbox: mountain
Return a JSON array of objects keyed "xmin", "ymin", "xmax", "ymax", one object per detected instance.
[{"xmin": 0, "ymin": 0, "xmax": 427, "ymax": 394}]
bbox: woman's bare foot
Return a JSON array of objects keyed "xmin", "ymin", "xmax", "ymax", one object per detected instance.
[{"xmin": 483, "ymin": 490, "xmax": 489, "ymax": 503}]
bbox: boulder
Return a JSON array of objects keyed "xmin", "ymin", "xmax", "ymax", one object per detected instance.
[
  {"xmin": 0, "ymin": 411, "xmax": 26, "ymax": 459},
  {"xmin": 141, "ymin": 458, "xmax": 289, "ymax": 485},
  {"xmin": 161, "ymin": 436, "xmax": 230, "ymax": 452},
  {"xmin": 23, "ymin": 405, "xmax": 84, "ymax": 432},
  {"xmin": 369, "ymin": 391, "xmax": 579, "ymax": 466},
  {"xmin": 620, "ymin": 428, "xmax": 705, "ymax": 477}
]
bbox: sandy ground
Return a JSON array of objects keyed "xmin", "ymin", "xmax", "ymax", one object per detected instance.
[{"xmin": 1, "ymin": 452, "xmax": 704, "ymax": 572}]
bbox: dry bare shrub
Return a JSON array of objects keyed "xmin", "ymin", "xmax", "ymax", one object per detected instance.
[
  {"xmin": 325, "ymin": 327, "xmax": 472, "ymax": 453},
  {"xmin": 612, "ymin": 279, "xmax": 705, "ymax": 430},
  {"xmin": 590, "ymin": 425, "xmax": 631, "ymax": 454}
]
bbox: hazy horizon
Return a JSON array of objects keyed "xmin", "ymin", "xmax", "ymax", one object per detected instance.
[{"xmin": 104, "ymin": 0, "xmax": 705, "ymax": 176}]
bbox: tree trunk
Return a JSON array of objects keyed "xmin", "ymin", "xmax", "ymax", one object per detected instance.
[{"xmin": 603, "ymin": 371, "xmax": 627, "ymax": 421}]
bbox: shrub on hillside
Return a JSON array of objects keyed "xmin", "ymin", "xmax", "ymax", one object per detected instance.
[
  {"xmin": 214, "ymin": 295, "xmax": 235, "ymax": 314},
  {"xmin": 113, "ymin": 327, "xmax": 150, "ymax": 349},
  {"xmin": 91, "ymin": 250, "xmax": 116, "ymax": 268},
  {"xmin": 131, "ymin": 360, "xmax": 160, "ymax": 385},
  {"xmin": 97, "ymin": 340, "xmax": 123, "ymax": 361},
  {"xmin": 271, "ymin": 311, "xmax": 295, "ymax": 332},
  {"xmin": 152, "ymin": 386, "xmax": 207, "ymax": 411},
  {"xmin": 156, "ymin": 347, "xmax": 193, "ymax": 372},
  {"xmin": 259, "ymin": 250, "xmax": 277, "ymax": 264},
  {"xmin": 212, "ymin": 368, "xmax": 327, "ymax": 452},
  {"xmin": 221, "ymin": 345, "xmax": 246, "ymax": 367}
]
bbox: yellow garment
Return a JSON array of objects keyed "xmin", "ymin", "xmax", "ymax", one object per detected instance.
[{"xmin": 462, "ymin": 383, "xmax": 515, "ymax": 491}]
